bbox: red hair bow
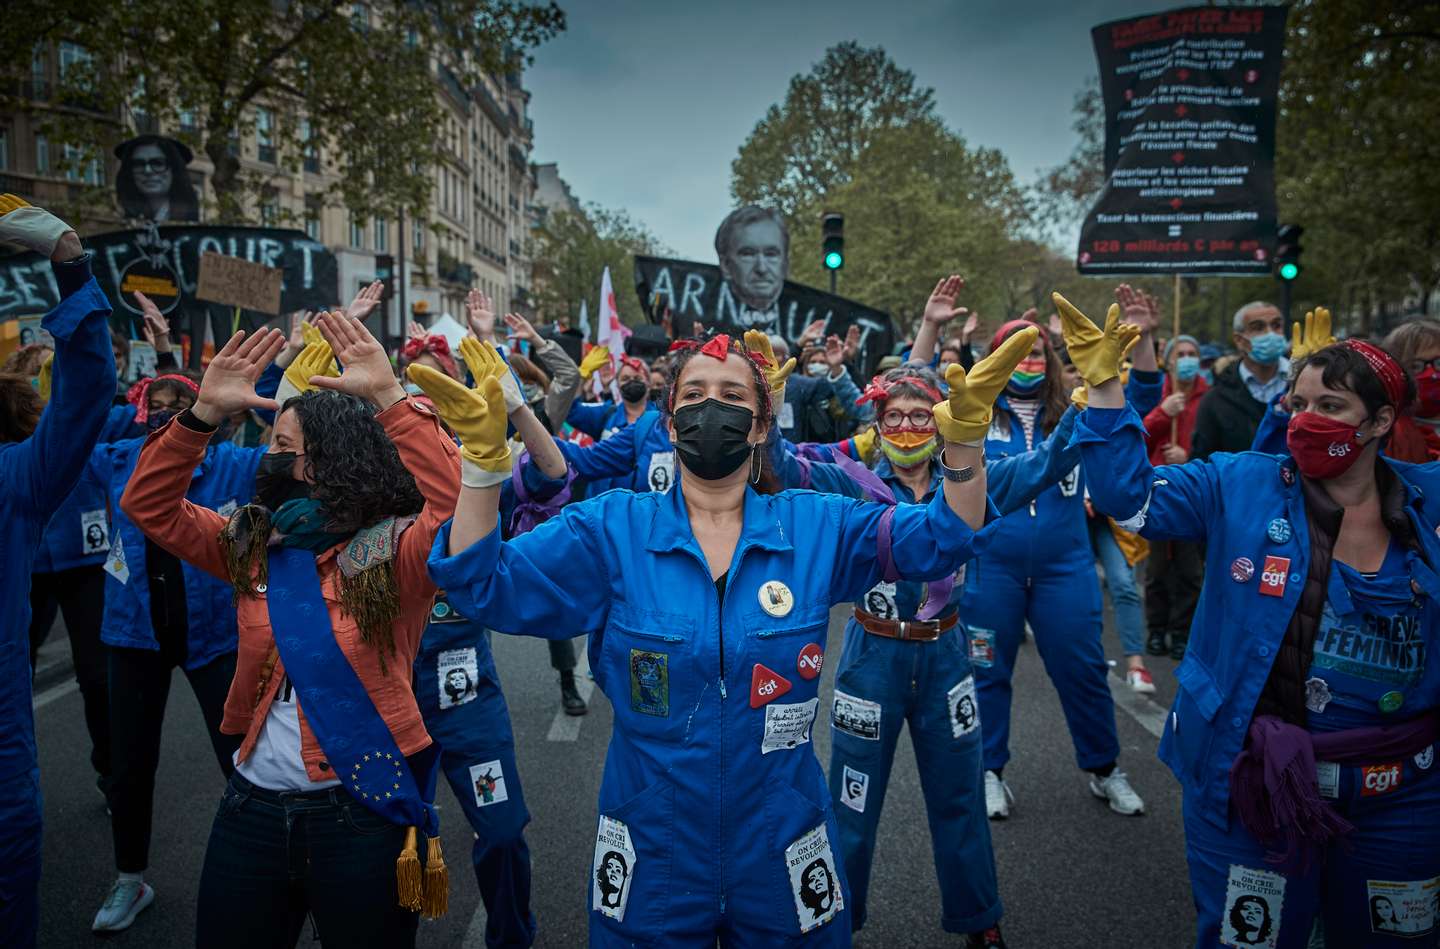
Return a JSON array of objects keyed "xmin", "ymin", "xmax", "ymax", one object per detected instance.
[
  {"xmin": 618, "ymin": 355, "xmax": 647, "ymax": 373},
  {"xmin": 856, "ymin": 379, "xmax": 892, "ymax": 406},
  {"xmin": 401, "ymin": 334, "xmax": 459, "ymax": 380},
  {"xmin": 128, "ymin": 373, "xmax": 201, "ymax": 424},
  {"xmin": 667, "ymin": 334, "xmax": 735, "ymax": 362}
]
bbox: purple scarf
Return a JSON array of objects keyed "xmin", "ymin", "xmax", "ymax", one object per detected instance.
[{"xmin": 508, "ymin": 450, "xmax": 577, "ymax": 537}]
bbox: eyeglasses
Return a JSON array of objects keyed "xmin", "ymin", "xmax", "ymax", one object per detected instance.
[
  {"xmin": 133, "ymin": 159, "xmax": 169, "ymax": 172},
  {"xmin": 1410, "ymin": 357, "xmax": 1440, "ymax": 375},
  {"xmin": 880, "ymin": 409, "xmax": 936, "ymax": 430}
]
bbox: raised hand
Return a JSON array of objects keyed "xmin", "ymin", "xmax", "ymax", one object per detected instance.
[
  {"xmin": 405, "ymin": 365, "xmax": 511, "ymax": 481},
  {"xmin": 134, "ymin": 291, "xmax": 173, "ymax": 353},
  {"xmin": 1052, "ymin": 292, "xmax": 1141, "ymax": 387},
  {"xmin": 824, "ymin": 334, "xmax": 845, "ymax": 372},
  {"xmin": 459, "ymin": 336, "xmax": 524, "ymax": 412},
  {"xmin": 1290, "ymin": 306, "xmax": 1335, "ymax": 362},
  {"xmin": 842, "ymin": 324, "xmax": 860, "ymax": 363},
  {"xmin": 309, "ymin": 309, "xmax": 405, "ymax": 408},
  {"xmin": 799, "ymin": 318, "xmax": 828, "ymax": 347},
  {"xmin": 577, "ymin": 345, "xmax": 610, "ymax": 381},
  {"xmin": 283, "ymin": 338, "xmax": 339, "ymax": 394},
  {"xmin": 406, "ymin": 320, "xmax": 427, "ymax": 342},
  {"xmin": 1115, "ymin": 284, "xmax": 1159, "ymax": 335},
  {"xmin": 743, "ymin": 329, "xmax": 797, "ymax": 398},
  {"xmin": 466, "ymin": 289, "xmax": 496, "ymax": 341},
  {"xmin": 924, "ymin": 275, "xmax": 966, "ymax": 326},
  {"xmin": 961, "ymin": 311, "xmax": 981, "ymax": 343},
  {"xmin": 0, "ymin": 193, "xmax": 81, "ymax": 261},
  {"xmin": 503, "ymin": 312, "xmax": 540, "ymax": 346},
  {"xmin": 345, "ymin": 280, "xmax": 385, "ymax": 322},
  {"xmin": 934, "ymin": 326, "xmax": 1039, "ymax": 444},
  {"xmin": 192, "ymin": 328, "xmax": 287, "ymax": 425}
]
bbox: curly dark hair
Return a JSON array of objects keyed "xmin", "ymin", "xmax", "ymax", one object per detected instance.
[
  {"xmin": 0, "ymin": 373, "xmax": 44, "ymax": 443},
  {"xmin": 283, "ymin": 390, "xmax": 424, "ymax": 533}
]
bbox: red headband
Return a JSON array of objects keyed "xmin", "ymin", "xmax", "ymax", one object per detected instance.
[
  {"xmin": 990, "ymin": 319, "xmax": 1048, "ymax": 354},
  {"xmin": 128, "ymin": 373, "xmax": 200, "ymax": 424},
  {"xmin": 665, "ymin": 334, "xmax": 773, "ymax": 416},
  {"xmin": 402, "ymin": 334, "xmax": 459, "ymax": 380},
  {"xmin": 855, "ymin": 374, "xmax": 944, "ymax": 407},
  {"xmin": 1341, "ymin": 339, "xmax": 1408, "ymax": 409},
  {"xmin": 618, "ymin": 355, "xmax": 647, "ymax": 374}
]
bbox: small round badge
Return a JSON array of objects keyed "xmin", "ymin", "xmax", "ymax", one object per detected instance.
[
  {"xmin": 1230, "ymin": 557, "xmax": 1255, "ymax": 583},
  {"xmin": 797, "ymin": 642, "xmax": 824, "ymax": 680},
  {"xmin": 758, "ymin": 580, "xmax": 794, "ymax": 618},
  {"xmin": 1266, "ymin": 518, "xmax": 1292, "ymax": 544},
  {"xmin": 1416, "ymin": 746, "xmax": 1435, "ymax": 770},
  {"xmin": 1380, "ymin": 690, "xmax": 1405, "ymax": 714},
  {"xmin": 433, "ymin": 600, "xmax": 451, "ymax": 619}
]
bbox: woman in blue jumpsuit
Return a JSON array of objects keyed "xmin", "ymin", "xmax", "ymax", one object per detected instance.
[
  {"xmin": 1064, "ymin": 292, "xmax": 1440, "ymax": 949},
  {"xmin": 0, "ymin": 197, "xmax": 117, "ymax": 949},
  {"xmin": 961, "ymin": 318, "xmax": 1156, "ymax": 818},
  {"xmin": 413, "ymin": 329, "xmax": 1037, "ymax": 947},
  {"xmin": 770, "ymin": 362, "xmax": 1085, "ymax": 948}
]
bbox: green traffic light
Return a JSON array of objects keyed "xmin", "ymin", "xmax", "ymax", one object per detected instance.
[
  {"xmin": 1279, "ymin": 262, "xmax": 1299, "ymax": 281},
  {"xmin": 824, "ymin": 251, "xmax": 843, "ymax": 270}
]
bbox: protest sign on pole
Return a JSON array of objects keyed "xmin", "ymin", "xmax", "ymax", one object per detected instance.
[
  {"xmin": 1077, "ymin": 5, "xmax": 1289, "ymax": 276},
  {"xmin": 196, "ymin": 251, "xmax": 285, "ymax": 315}
]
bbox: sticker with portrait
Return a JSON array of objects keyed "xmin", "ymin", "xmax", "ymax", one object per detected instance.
[
  {"xmin": 786, "ymin": 824, "xmax": 844, "ymax": 934},
  {"xmin": 839, "ymin": 766, "xmax": 868, "ymax": 814},
  {"xmin": 468, "ymin": 759, "xmax": 508, "ymax": 808},
  {"xmin": 861, "ymin": 581, "xmax": 898, "ymax": 621},
  {"xmin": 646, "ymin": 451, "xmax": 675, "ymax": 493},
  {"xmin": 1367, "ymin": 877, "xmax": 1440, "ymax": 938},
  {"xmin": 629, "ymin": 649, "xmax": 669, "ymax": 717},
  {"xmin": 80, "ymin": 509, "xmax": 110, "ymax": 554},
  {"xmin": 831, "ymin": 690, "xmax": 880, "ymax": 741},
  {"xmin": 437, "ymin": 647, "xmax": 479, "ymax": 709},
  {"xmin": 592, "ymin": 816, "xmax": 636, "ymax": 922},
  {"xmin": 1221, "ymin": 864, "xmax": 1285, "ymax": 948},
  {"xmin": 947, "ymin": 676, "xmax": 980, "ymax": 739}
]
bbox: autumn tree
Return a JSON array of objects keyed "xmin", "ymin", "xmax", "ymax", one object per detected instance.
[{"xmin": 531, "ymin": 204, "xmax": 668, "ymax": 328}]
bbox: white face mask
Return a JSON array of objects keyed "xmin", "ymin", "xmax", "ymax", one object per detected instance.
[{"xmin": 805, "ymin": 362, "xmax": 829, "ymax": 378}]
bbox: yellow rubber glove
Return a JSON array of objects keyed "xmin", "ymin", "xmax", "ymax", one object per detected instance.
[
  {"xmin": 851, "ymin": 426, "xmax": 878, "ymax": 464},
  {"xmin": 577, "ymin": 346, "xmax": 610, "ymax": 381},
  {"xmin": 934, "ymin": 326, "xmax": 1040, "ymax": 444},
  {"xmin": 36, "ymin": 351, "xmax": 53, "ymax": 403},
  {"xmin": 1052, "ymin": 293, "xmax": 1141, "ymax": 387},
  {"xmin": 299, "ymin": 321, "xmax": 324, "ymax": 348},
  {"xmin": 283, "ymin": 340, "xmax": 339, "ymax": 394},
  {"xmin": 742, "ymin": 329, "xmax": 797, "ymax": 404},
  {"xmin": 1070, "ymin": 385, "xmax": 1088, "ymax": 411},
  {"xmin": 1290, "ymin": 306, "xmax": 1335, "ymax": 362},
  {"xmin": 405, "ymin": 364, "xmax": 511, "ymax": 483},
  {"xmin": 459, "ymin": 337, "xmax": 524, "ymax": 411}
]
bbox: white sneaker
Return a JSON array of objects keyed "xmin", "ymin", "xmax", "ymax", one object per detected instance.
[
  {"xmin": 1090, "ymin": 769, "xmax": 1145, "ymax": 816},
  {"xmin": 92, "ymin": 878, "xmax": 154, "ymax": 932},
  {"xmin": 1127, "ymin": 667, "xmax": 1157, "ymax": 694},
  {"xmin": 984, "ymin": 770, "xmax": 1014, "ymax": 820}
]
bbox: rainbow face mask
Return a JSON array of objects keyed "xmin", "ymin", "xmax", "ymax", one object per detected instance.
[
  {"xmin": 879, "ymin": 429, "xmax": 938, "ymax": 468},
  {"xmin": 1007, "ymin": 356, "xmax": 1047, "ymax": 395}
]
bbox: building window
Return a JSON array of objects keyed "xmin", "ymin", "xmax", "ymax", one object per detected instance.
[
  {"xmin": 413, "ymin": 221, "xmax": 424, "ymax": 251},
  {"xmin": 62, "ymin": 144, "xmax": 102, "ymax": 185},
  {"xmin": 256, "ymin": 108, "xmax": 275, "ymax": 163},
  {"xmin": 305, "ymin": 196, "xmax": 322, "ymax": 241},
  {"xmin": 179, "ymin": 109, "xmax": 197, "ymax": 132},
  {"xmin": 300, "ymin": 119, "xmax": 319, "ymax": 173},
  {"xmin": 29, "ymin": 48, "xmax": 48, "ymax": 99},
  {"xmin": 350, "ymin": 215, "xmax": 366, "ymax": 249},
  {"xmin": 374, "ymin": 216, "xmax": 388, "ymax": 252},
  {"xmin": 351, "ymin": 3, "xmax": 369, "ymax": 32},
  {"xmin": 58, "ymin": 42, "xmax": 91, "ymax": 79},
  {"xmin": 260, "ymin": 188, "xmax": 279, "ymax": 226},
  {"xmin": 35, "ymin": 134, "xmax": 49, "ymax": 174}
]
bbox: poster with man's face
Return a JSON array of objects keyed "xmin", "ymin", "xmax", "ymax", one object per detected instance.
[{"xmin": 716, "ymin": 206, "xmax": 788, "ymax": 315}]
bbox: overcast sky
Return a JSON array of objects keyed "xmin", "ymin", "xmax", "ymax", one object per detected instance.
[{"xmin": 523, "ymin": 0, "xmax": 1164, "ymax": 262}]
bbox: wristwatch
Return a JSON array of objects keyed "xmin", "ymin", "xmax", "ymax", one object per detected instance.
[{"xmin": 938, "ymin": 449, "xmax": 976, "ymax": 483}]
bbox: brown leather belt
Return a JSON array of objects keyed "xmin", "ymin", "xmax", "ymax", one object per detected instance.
[{"xmin": 852, "ymin": 607, "xmax": 957, "ymax": 643}]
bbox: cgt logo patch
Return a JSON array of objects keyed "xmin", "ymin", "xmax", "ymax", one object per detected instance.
[
  {"xmin": 1363, "ymin": 762, "xmax": 1403, "ymax": 797},
  {"xmin": 1259, "ymin": 556, "xmax": 1290, "ymax": 597}
]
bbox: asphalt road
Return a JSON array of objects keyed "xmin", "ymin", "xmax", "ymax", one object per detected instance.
[{"xmin": 32, "ymin": 598, "xmax": 1193, "ymax": 948}]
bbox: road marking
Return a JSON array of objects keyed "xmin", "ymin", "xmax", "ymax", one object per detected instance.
[
  {"xmin": 32, "ymin": 679, "xmax": 79, "ymax": 711},
  {"xmin": 546, "ymin": 649, "xmax": 595, "ymax": 742},
  {"xmin": 1107, "ymin": 671, "xmax": 1167, "ymax": 740}
]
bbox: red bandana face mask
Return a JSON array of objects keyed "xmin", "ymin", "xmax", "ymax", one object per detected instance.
[
  {"xmin": 1416, "ymin": 368, "xmax": 1440, "ymax": 418},
  {"xmin": 1286, "ymin": 411, "xmax": 1365, "ymax": 479}
]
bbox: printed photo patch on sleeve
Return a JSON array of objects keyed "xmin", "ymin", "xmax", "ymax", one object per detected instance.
[
  {"xmin": 1220, "ymin": 865, "xmax": 1285, "ymax": 948},
  {"xmin": 592, "ymin": 816, "xmax": 637, "ymax": 923},
  {"xmin": 947, "ymin": 676, "xmax": 980, "ymax": 739},
  {"xmin": 629, "ymin": 650, "xmax": 670, "ymax": 717},
  {"xmin": 969, "ymin": 627, "xmax": 996, "ymax": 668},
  {"xmin": 786, "ymin": 825, "xmax": 844, "ymax": 934},
  {"xmin": 80, "ymin": 509, "xmax": 110, "ymax": 553},
  {"xmin": 1367, "ymin": 876, "xmax": 1440, "ymax": 938},
  {"xmin": 831, "ymin": 690, "xmax": 881, "ymax": 741},
  {"xmin": 861, "ymin": 581, "xmax": 899, "ymax": 621},
  {"xmin": 839, "ymin": 766, "xmax": 869, "ymax": 814},
  {"xmin": 468, "ymin": 760, "xmax": 508, "ymax": 808},
  {"xmin": 761, "ymin": 698, "xmax": 818, "ymax": 755},
  {"xmin": 437, "ymin": 647, "xmax": 479, "ymax": 709}
]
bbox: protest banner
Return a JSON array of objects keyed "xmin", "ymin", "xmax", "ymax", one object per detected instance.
[{"xmin": 196, "ymin": 251, "xmax": 284, "ymax": 315}]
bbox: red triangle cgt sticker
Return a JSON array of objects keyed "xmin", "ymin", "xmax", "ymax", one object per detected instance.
[{"xmin": 750, "ymin": 663, "xmax": 792, "ymax": 708}]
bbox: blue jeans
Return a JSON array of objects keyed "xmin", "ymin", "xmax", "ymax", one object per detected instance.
[
  {"xmin": 415, "ymin": 624, "xmax": 536, "ymax": 949},
  {"xmin": 1184, "ymin": 745, "xmax": 1440, "ymax": 948},
  {"xmin": 1090, "ymin": 518, "xmax": 1146, "ymax": 658},
  {"xmin": 195, "ymin": 773, "xmax": 422, "ymax": 949},
  {"xmin": 828, "ymin": 618, "xmax": 1001, "ymax": 935}
]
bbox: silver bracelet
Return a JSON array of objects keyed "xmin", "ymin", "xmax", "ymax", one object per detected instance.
[{"xmin": 938, "ymin": 449, "xmax": 977, "ymax": 483}]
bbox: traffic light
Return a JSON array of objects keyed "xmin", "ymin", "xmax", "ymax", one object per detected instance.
[
  {"xmin": 1275, "ymin": 224, "xmax": 1303, "ymax": 281},
  {"xmin": 822, "ymin": 212, "xmax": 844, "ymax": 271}
]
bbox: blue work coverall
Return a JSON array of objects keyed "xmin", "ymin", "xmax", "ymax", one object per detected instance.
[
  {"xmin": 557, "ymin": 410, "xmax": 676, "ymax": 494},
  {"xmin": 565, "ymin": 401, "xmax": 659, "ymax": 494},
  {"xmin": 0, "ymin": 255, "xmax": 116, "ymax": 948},
  {"xmin": 1076, "ymin": 406, "xmax": 1440, "ymax": 949},
  {"xmin": 430, "ymin": 480, "xmax": 996, "ymax": 947},
  {"xmin": 772, "ymin": 411, "xmax": 1081, "ymax": 933}
]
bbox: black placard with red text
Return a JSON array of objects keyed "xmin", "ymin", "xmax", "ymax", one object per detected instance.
[{"xmin": 1077, "ymin": 5, "xmax": 1288, "ymax": 276}]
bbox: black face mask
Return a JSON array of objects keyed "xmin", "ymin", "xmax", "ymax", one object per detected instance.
[
  {"xmin": 672, "ymin": 399, "xmax": 755, "ymax": 481},
  {"xmin": 619, "ymin": 379, "xmax": 648, "ymax": 404},
  {"xmin": 254, "ymin": 451, "xmax": 311, "ymax": 510},
  {"xmin": 649, "ymin": 386, "xmax": 666, "ymax": 404},
  {"xmin": 146, "ymin": 409, "xmax": 179, "ymax": 432}
]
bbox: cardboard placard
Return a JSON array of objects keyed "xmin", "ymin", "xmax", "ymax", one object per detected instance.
[{"xmin": 196, "ymin": 251, "xmax": 283, "ymax": 315}]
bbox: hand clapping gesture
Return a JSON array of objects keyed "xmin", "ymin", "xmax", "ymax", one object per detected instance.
[
  {"xmin": 192, "ymin": 329, "xmax": 288, "ymax": 426},
  {"xmin": 1052, "ymin": 292, "xmax": 1142, "ymax": 388}
]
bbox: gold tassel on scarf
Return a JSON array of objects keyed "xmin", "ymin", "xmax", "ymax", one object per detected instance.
[
  {"xmin": 219, "ymin": 505, "xmax": 271, "ymax": 602},
  {"xmin": 421, "ymin": 834, "xmax": 449, "ymax": 918},
  {"xmin": 338, "ymin": 559, "xmax": 401, "ymax": 673},
  {"xmin": 396, "ymin": 826, "xmax": 423, "ymax": 912}
]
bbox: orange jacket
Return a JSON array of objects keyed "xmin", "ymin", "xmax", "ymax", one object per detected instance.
[{"xmin": 120, "ymin": 399, "xmax": 460, "ymax": 782}]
